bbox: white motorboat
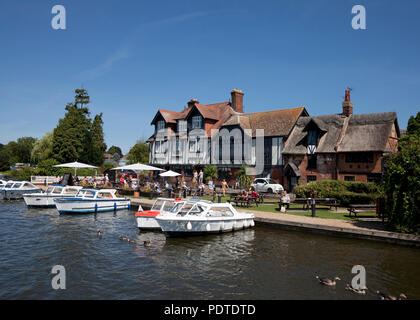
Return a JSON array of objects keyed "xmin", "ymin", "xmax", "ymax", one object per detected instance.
[
  {"xmin": 135, "ymin": 197, "xmax": 184, "ymax": 230},
  {"xmin": 0, "ymin": 181, "xmax": 41, "ymax": 200},
  {"xmin": 54, "ymin": 189, "xmax": 131, "ymax": 214},
  {"xmin": 23, "ymin": 185, "xmax": 83, "ymax": 208},
  {"xmin": 156, "ymin": 201, "xmax": 255, "ymax": 237}
]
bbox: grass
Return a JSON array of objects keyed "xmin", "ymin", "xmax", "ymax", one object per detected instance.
[{"xmin": 201, "ymin": 195, "xmax": 376, "ymax": 221}]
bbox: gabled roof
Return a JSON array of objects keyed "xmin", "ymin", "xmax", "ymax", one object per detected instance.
[
  {"xmin": 222, "ymin": 106, "xmax": 308, "ymax": 137},
  {"xmin": 283, "ymin": 112, "xmax": 399, "ymax": 154}
]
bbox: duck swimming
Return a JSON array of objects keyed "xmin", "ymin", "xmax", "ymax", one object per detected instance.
[
  {"xmin": 143, "ymin": 240, "xmax": 151, "ymax": 247},
  {"xmin": 315, "ymin": 276, "xmax": 341, "ymax": 286},
  {"xmin": 377, "ymin": 291, "xmax": 407, "ymax": 300},
  {"xmin": 97, "ymin": 230, "xmax": 103, "ymax": 236},
  {"xmin": 345, "ymin": 283, "xmax": 367, "ymax": 294},
  {"xmin": 119, "ymin": 236, "xmax": 128, "ymax": 241}
]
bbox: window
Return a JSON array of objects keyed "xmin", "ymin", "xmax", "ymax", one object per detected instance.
[
  {"xmin": 151, "ymin": 199, "xmax": 165, "ymax": 211},
  {"xmin": 307, "ymin": 154, "xmax": 317, "ymax": 169},
  {"xmin": 175, "ymin": 136, "xmax": 180, "ymax": 153},
  {"xmin": 155, "ymin": 141, "xmax": 161, "ymax": 153},
  {"xmin": 177, "ymin": 120, "xmax": 187, "ymax": 132},
  {"xmin": 308, "ymin": 130, "xmax": 318, "ymax": 145},
  {"xmin": 52, "ymin": 187, "xmax": 63, "ymax": 194},
  {"xmin": 345, "ymin": 152, "xmax": 373, "ymax": 163},
  {"xmin": 191, "ymin": 116, "xmax": 202, "ymax": 129},
  {"xmin": 344, "ymin": 176, "xmax": 355, "ymax": 181},
  {"xmin": 307, "ymin": 175, "xmax": 317, "ymax": 183},
  {"xmin": 189, "ymin": 140, "xmax": 196, "ymax": 152},
  {"xmin": 156, "ymin": 120, "xmax": 165, "ymax": 131}
]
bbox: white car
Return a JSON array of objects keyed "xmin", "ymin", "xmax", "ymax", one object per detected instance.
[{"xmin": 251, "ymin": 178, "xmax": 284, "ymax": 194}]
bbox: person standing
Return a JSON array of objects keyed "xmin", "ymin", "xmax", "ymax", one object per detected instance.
[
  {"xmin": 221, "ymin": 179, "xmax": 229, "ymax": 196},
  {"xmin": 199, "ymin": 170, "xmax": 203, "ymax": 184},
  {"xmin": 208, "ymin": 178, "xmax": 214, "ymax": 196}
]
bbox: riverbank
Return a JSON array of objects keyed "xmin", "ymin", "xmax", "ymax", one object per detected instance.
[{"xmin": 130, "ymin": 198, "xmax": 420, "ymax": 247}]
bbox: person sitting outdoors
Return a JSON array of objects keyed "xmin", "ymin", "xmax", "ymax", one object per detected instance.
[{"xmin": 281, "ymin": 191, "xmax": 290, "ymax": 211}]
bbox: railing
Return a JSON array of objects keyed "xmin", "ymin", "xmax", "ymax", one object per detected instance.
[{"xmin": 31, "ymin": 176, "xmax": 105, "ymax": 185}]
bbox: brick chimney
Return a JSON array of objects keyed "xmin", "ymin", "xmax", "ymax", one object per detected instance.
[
  {"xmin": 342, "ymin": 89, "xmax": 353, "ymax": 117},
  {"xmin": 187, "ymin": 98, "xmax": 198, "ymax": 109},
  {"xmin": 231, "ymin": 89, "xmax": 244, "ymax": 113}
]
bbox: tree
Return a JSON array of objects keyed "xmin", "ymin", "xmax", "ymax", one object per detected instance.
[
  {"xmin": 31, "ymin": 132, "xmax": 53, "ymax": 164},
  {"xmin": 107, "ymin": 146, "xmax": 123, "ymax": 158},
  {"xmin": 383, "ymin": 113, "xmax": 420, "ymax": 233},
  {"xmin": 127, "ymin": 140, "xmax": 149, "ymax": 164},
  {"xmin": 52, "ymin": 102, "xmax": 91, "ymax": 163},
  {"xmin": 90, "ymin": 113, "xmax": 107, "ymax": 166},
  {"xmin": 203, "ymin": 164, "xmax": 218, "ymax": 181},
  {"xmin": 2, "ymin": 137, "xmax": 37, "ymax": 164},
  {"xmin": 238, "ymin": 165, "xmax": 252, "ymax": 190},
  {"xmin": 0, "ymin": 148, "xmax": 10, "ymax": 171}
]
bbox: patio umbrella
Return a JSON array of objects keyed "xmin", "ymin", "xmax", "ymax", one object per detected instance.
[
  {"xmin": 112, "ymin": 163, "xmax": 164, "ymax": 171},
  {"xmin": 159, "ymin": 170, "xmax": 181, "ymax": 177},
  {"xmin": 54, "ymin": 161, "xmax": 98, "ymax": 176}
]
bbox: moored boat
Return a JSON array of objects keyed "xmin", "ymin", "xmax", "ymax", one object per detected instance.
[
  {"xmin": 0, "ymin": 181, "xmax": 41, "ymax": 200},
  {"xmin": 23, "ymin": 185, "xmax": 83, "ymax": 208},
  {"xmin": 156, "ymin": 201, "xmax": 255, "ymax": 237},
  {"xmin": 54, "ymin": 189, "xmax": 131, "ymax": 214},
  {"xmin": 135, "ymin": 197, "xmax": 184, "ymax": 230}
]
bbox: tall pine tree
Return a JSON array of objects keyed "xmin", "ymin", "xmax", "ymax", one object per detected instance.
[{"xmin": 52, "ymin": 89, "xmax": 105, "ymax": 165}]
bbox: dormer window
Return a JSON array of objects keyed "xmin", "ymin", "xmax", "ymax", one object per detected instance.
[
  {"xmin": 177, "ymin": 120, "xmax": 187, "ymax": 132},
  {"xmin": 308, "ymin": 130, "xmax": 318, "ymax": 145},
  {"xmin": 191, "ymin": 115, "xmax": 202, "ymax": 129},
  {"xmin": 156, "ymin": 120, "xmax": 165, "ymax": 131}
]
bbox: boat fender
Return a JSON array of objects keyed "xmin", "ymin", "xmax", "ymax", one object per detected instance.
[
  {"xmin": 250, "ymin": 220, "xmax": 255, "ymax": 227},
  {"xmin": 186, "ymin": 222, "xmax": 192, "ymax": 230},
  {"xmin": 114, "ymin": 202, "xmax": 117, "ymax": 211},
  {"xmin": 94, "ymin": 203, "xmax": 98, "ymax": 213},
  {"xmin": 220, "ymin": 221, "xmax": 225, "ymax": 231},
  {"xmin": 206, "ymin": 224, "xmax": 211, "ymax": 232},
  {"xmin": 233, "ymin": 221, "xmax": 237, "ymax": 230},
  {"xmin": 243, "ymin": 220, "xmax": 248, "ymax": 228}
]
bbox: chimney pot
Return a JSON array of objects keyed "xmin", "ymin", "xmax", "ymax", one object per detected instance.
[
  {"xmin": 342, "ymin": 90, "xmax": 353, "ymax": 117},
  {"xmin": 231, "ymin": 89, "xmax": 244, "ymax": 113},
  {"xmin": 187, "ymin": 98, "xmax": 198, "ymax": 108}
]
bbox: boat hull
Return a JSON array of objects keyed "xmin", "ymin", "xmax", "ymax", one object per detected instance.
[
  {"xmin": 24, "ymin": 194, "xmax": 69, "ymax": 207},
  {"xmin": 135, "ymin": 211, "xmax": 161, "ymax": 230},
  {"xmin": 157, "ymin": 217, "xmax": 255, "ymax": 237},
  {"xmin": 55, "ymin": 198, "xmax": 130, "ymax": 214},
  {"xmin": 0, "ymin": 189, "xmax": 41, "ymax": 200}
]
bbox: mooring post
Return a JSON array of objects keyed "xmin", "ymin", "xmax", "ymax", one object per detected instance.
[
  {"xmin": 311, "ymin": 198, "xmax": 316, "ymax": 217},
  {"xmin": 218, "ymin": 193, "xmax": 222, "ymax": 203}
]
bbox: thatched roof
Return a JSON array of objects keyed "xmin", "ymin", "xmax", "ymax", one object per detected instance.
[{"xmin": 283, "ymin": 112, "xmax": 399, "ymax": 154}]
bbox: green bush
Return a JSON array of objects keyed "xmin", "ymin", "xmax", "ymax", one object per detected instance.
[{"xmin": 294, "ymin": 180, "xmax": 379, "ymax": 207}]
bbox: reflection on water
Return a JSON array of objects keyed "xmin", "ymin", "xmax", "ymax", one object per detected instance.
[{"xmin": 0, "ymin": 201, "xmax": 419, "ymax": 299}]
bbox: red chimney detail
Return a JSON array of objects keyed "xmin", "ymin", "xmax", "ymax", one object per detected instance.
[
  {"xmin": 231, "ymin": 89, "xmax": 244, "ymax": 113},
  {"xmin": 342, "ymin": 89, "xmax": 353, "ymax": 117}
]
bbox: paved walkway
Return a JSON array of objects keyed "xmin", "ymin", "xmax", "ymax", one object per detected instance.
[{"xmin": 130, "ymin": 198, "xmax": 420, "ymax": 247}]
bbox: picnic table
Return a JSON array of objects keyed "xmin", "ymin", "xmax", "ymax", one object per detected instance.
[
  {"xmin": 228, "ymin": 193, "xmax": 263, "ymax": 207},
  {"xmin": 347, "ymin": 204, "xmax": 377, "ymax": 217},
  {"xmin": 281, "ymin": 198, "xmax": 339, "ymax": 211}
]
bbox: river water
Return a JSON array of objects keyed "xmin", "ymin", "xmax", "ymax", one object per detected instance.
[{"xmin": 0, "ymin": 201, "xmax": 419, "ymax": 300}]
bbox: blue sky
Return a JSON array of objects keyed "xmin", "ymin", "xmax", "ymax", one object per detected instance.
[{"xmin": 0, "ymin": 0, "xmax": 419, "ymax": 153}]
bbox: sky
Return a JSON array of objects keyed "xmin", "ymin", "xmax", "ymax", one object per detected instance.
[{"xmin": 0, "ymin": 0, "xmax": 419, "ymax": 154}]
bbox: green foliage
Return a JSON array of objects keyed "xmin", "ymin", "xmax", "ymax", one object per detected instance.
[
  {"xmin": 107, "ymin": 146, "xmax": 123, "ymax": 158},
  {"xmin": 90, "ymin": 113, "xmax": 107, "ymax": 166},
  {"xmin": 203, "ymin": 164, "xmax": 218, "ymax": 181},
  {"xmin": 31, "ymin": 132, "xmax": 53, "ymax": 164},
  {"xmin": 3, "ymin": 167, "xmax": 36, "ymax": 181},
  {"xmin": 294, "ymin": 180, "xmax": 380, "ymax": 207},
  {"xmin": 36, "ymin": 159, "xmax": 65, "ymax": 176},
  {"xmin": 100, "ymin": 162, "xmax": 116, "ymax": 174},
  {"xmin": 127, "ymin": 140, "xmax": 149, "ymax": 164},
  {"xmin": 0, "ymin": 148, "xmax": 10, "ymax": 171},
  {"xmin": 52, "ymin": 89, "xmax": 106, "ymax": 166},
  {"xmin": 238, "ymin": 166, "xmax": 252, "ymax": 189},
  {"xmin": 383, "ymin": 131, "xmax": 420, "ymax": 233}
]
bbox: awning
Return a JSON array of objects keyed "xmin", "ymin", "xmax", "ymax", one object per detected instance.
[{"xmin": 284, "ymin": 161, "xmax": 301, "ymax": 177}]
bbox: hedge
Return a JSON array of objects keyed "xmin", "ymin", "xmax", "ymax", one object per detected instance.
[{"xmin": 294, "ymin": 180, "xmax": 380, "ymax": 207}]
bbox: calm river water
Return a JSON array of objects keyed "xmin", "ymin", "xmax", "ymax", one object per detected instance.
[{"xmin": 0, "ymin": 201, "xmax": 419, "ymax": 300}]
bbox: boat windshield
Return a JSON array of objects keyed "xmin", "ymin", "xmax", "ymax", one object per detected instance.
[
  {"xmin": 177, "ymin": 203, "xmax": 195, "ymax": 216},
  {"xmin": 162, "ymin": 200, "xmax": 176, "ymax": 212},
  {"xmin": 52, "ymin": 187, "xmax": 63, "ymax": 194},
  {"xmin": 13, "ymin": 183, "xmax": 22, "ymax": 188},
  {"xmin": 169, "ymin": 202, "xmax": 185, "ymax": 214},
  {"xmin": 5, "ymin": 182, "xmax": 14, "ymax": 188},
  {"xmin": 65, "ymin": 188, "xmax": 79, "ymax": 195},
  {"xmin": 207, "ymin": 206, "xmax": 234, "ymax": 217},
  {"xmin": 151, "ymin": 199, "xmax": 165, "ymax": 211},
  {"xmin": 187, "ymin": 204, "xmax": 206, "ymax": 216},
  {"xmin": 97, "ymin": 191, "xmax": 114, "ymax": 199},
  {"xmin": 46, "ymin": 186, "xmax": 54, "ymax": 193}
]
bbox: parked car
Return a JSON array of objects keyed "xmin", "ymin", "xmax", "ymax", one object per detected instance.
[{"xmin": 251, "ymin": 178, "xmax": 284, "ymax": 194}]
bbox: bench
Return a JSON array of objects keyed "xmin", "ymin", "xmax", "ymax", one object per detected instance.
[
  {"xmin": 280, "ymin": 198, "xmax": 339, "ymax": 211},
  {"xmin": 228, "ymin": 194, "xmax": 260, "ymax": 208},
  {"xmin": 347, "ymin": 204, "xmax": 377, "ymax": 217}
]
